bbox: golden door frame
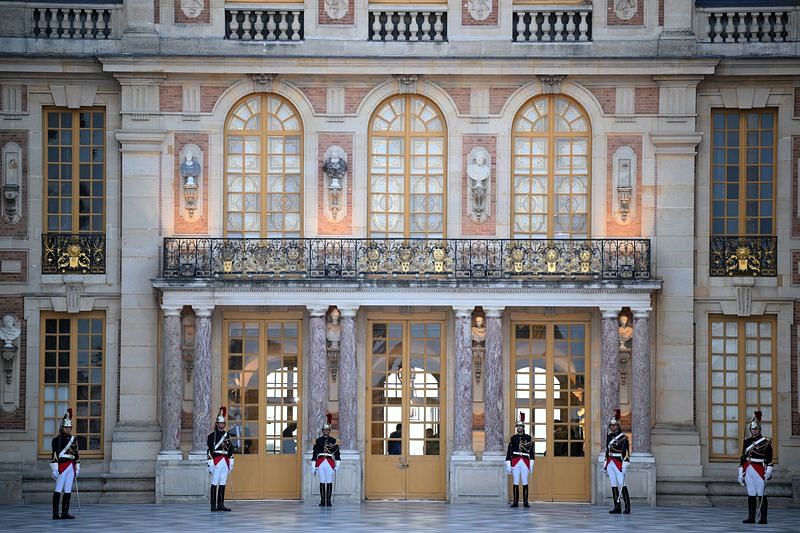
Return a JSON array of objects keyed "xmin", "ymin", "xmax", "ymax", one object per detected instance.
[
  {"xmin": 365, "ymin": 310, "xmax": 447, "ymax": 500},
  {"xmin": 509, "ymin": 313, "xmax": 591, "ymax": 502},
  {"xmin": 222, "ymin": 310, "xmax": 304, "ymax": 499}
]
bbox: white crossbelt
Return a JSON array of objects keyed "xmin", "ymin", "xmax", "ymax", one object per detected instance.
[
  {"xmin": 748, "ymin": 458, "xmax": 765, "ymax": 463},
  {"xmin": 744, "ymin": 437, "xmax": 766, "ymax": 455},
  {"xmin": 610, "ymin": 453, "xmax": 623, "ymax": 458},
  {"xmin": 58, "ymin": 436, "xmax": 75, "ymax": 460},
  {"xmin": 319, "ymin": 453, "xmax": 334, "ymax": 457}
]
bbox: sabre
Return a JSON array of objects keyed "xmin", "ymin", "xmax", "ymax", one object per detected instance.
[
  {"xmin": 331, "ymin": 469, "xmax": 336, "ymax": 506},
  {"xmin": 74, "ymin": 474, "xmax": 81, "ymax": 512},
  {"xmin": 756, "ymin": 478, "xmax": 767, "ymax": 521}
]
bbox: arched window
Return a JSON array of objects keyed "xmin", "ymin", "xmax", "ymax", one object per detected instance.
[
  {"xmin": 512, "ymin": 95, "xmax": 590, "ymax": 238},
  {"xmin": 225, "ymin": 94, "xmax": 303, "ymax": 237},
  {"xmin": 369, "ymin": 95, "xmax": 446, "ymax": 238}
]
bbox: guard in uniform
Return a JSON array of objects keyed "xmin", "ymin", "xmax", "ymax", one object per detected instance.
[
  {"xmin": 50, "ymin": 408, "xmax": 80, "ymax": 520},
  {"xmin": 604, "ymin": 409, "xmax": 631, "ymax": 514},
  {"xmin": 312, "ymin": 414, "xmax": 341, "ymax": 507},
  {"xmin": 207, "ymin": 406, "xmax": 234, "ymax": 512},
  {"xmin": 738, "ymin": 410, "xmax": 773, "ymax": 524},
  {"xmin": 505, "ymin": 412, "xmax": 533, "ymax": 508}
]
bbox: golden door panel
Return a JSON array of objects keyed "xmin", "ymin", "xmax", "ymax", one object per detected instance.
[
  {"xmin": 512, "ymin": 321, "xmax": 590, "ymax": 502},
  {"xmin": 224, "ymin": 317, "xmax": 302, "ymax": 499},
  {"xmin": 366, "ymin": 320, "xmax": 445, "ymax": 500}
]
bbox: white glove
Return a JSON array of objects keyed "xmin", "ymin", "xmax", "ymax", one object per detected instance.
[
  {"xmin": 50, "ymin": 463, "xmax": 59, "ymax": 480},
  {"xmin": 621, "ymin": 461, "xmax": 629, "ymax": 475},
  {"xmin": 75, "ymin": 463, "xmax": 81, "ymax": 477},
  {"xmin": 737, "ymin": 466, "xmax": 745, "ymax": 486},
  {"xmin": 529, "ymin": 461, "xmax": 535, "ymax": 477},
  {"xmin": 207, "ymin": 459, "xmax": 214, "ymax": 474},
  {"xmin": 335, "ymin": 460, "xmax": 341, "ymax": 472},
  {"xmin": 504, "ymin": 460, "xmax": 512, "ymax": 474},
  {"xmin": 765, "ymin": 465, "xmax": 773, "ymax": 480},
  {"xmin": 311, "ymin": 463, "xmax": 317, "ymax": 476},
  {"xmin": 229, "ymin": 457, "xmax": 235, "ymax": 472}
]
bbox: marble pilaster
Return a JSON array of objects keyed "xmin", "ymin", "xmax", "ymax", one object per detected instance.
[
  {"xmin": 160, "ymin": 307, "xmax": 182, "ymax": 456},
  {"xmin": 483, "ymin": 308, "xmax": 504, "ymax": 454},
  {"xmin": 453, "ymin": 309, "xmax": 474, "ymax": 456},
  {"xmin": 307, "ymin": 307, "xmax": 328, "ymax": 445},
  {"xmin": 600, "ymin": 308, "xmax": 620, "ymax": 427},
  {"xmin": 632, "ymin": 309, "xmax": 652, "ymax": 454},
  {"xmin": 191, "ymin": 307, "xmax": 213, "ymax": 456},
  {"xmin": 338, "ymin": 308, "xmax": 357, "ymax": 451}
]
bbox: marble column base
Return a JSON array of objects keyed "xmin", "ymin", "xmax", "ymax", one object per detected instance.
[
  {"xmin": 449, "ymin": 455, "xmax": 506, "ymax": 504},
  {"xmin": 304, "ymin": 450, "xmax": 362, "ymax": 503},
  {"xmin": 594, "ymin": 452, "xmax": 657, "ymax": 507},
  {"xmin": 155, "ymin": 455, "xmax": 209, "ymax": 504}
]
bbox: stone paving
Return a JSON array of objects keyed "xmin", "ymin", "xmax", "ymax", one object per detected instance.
[{"xmin": 2, "ymin": 501, "xmax": 797, "ymax": 533}]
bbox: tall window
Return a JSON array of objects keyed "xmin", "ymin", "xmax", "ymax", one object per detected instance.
[
  {"xmin": 512, "ymin": 95, "xmax": 590, "ymax": 238},
  {"xmin": 709, "ymin": 316, "xmax": 776, "ymax": 459},
  {"xmin": 225, "ymin": 94, "xmax": 303, "ymax": 237},
  {"xmin": 39, "ymin": 313, "xmax": 105, "ymax": 456},
  {"xmin": 44, "ymin": 109, "xmax": 105, "ymax": 233},
  {"xmin": 369, "ymin": 95, "xmax": 446, "ymax": 238},
  {"xmin": 710, "ymin": 109, "xmax": 776, "ymax": 236}
]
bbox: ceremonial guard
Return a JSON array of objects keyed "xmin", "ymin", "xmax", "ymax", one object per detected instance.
[
  {"xmin": 505, "ymin": 412, "xmax": 533, "ymax": 508},
  {"xmin": 738, "ymin": 411, "xmax": 773, "ymax": 524},
  {"xmin": 312, "ymin": 414, "xmax": 341, "ymax": 507},
  {"xmin": 604, "ymin": 410, "xmax": 631, "ymax": 514},
  {"xmin": 207, "ymin": 406, "xmax": 234, "ymax": 512},
  {"xmin": 50, "ymin": 408, "xmax": 80, "ymax": 520}
]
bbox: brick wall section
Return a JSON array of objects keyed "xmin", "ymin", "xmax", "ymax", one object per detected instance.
[
  {"xmin": 299, "ymin": 87, "xmax": 327, "ymax": 115},
  {"xmin": 173, "ymin": 133, "xmax": 209, "ymax": 234},
  {"xmin": 181, "ymin": 410, "xmax": 193, "ymax": 431},
  {"xmin": 489, "ymin": 87, "xmax": 518, "ymax": 115},
  {"xmin": 174, "ymin": 0, "xmax": 210, "ymax": 24},
  {"xmin": 317, "ymin": 133, "xmax": 354, "ymax": 235},
  {"xmin": 658, "ymin": 0, "xmax": 664, "ymax": 26},
  {"xmin": 607, "ymin": 0, "xmax": 644, "ymax": 26},
  {"xmin": 200, "ymin": 86, "xmax": 227, "ymax": 113},
  {"xmin": 793, "ymin": 300, "xmax": 799, "ymax": 435},
  {"xmin": 606, "ymin": 135, "xmax": 643, "ymax": 237},
  {"xmin": 795, "ymin": 88, "xmax": 800, "ymax": 118},
  {"xmin": 154, "ymin": 0, "xmax": 160, "ymax": 24},
  {"xmin": 462, "ymin": 135, "xmax": 497, "ymax": 236},
  {"xmin": 345, "ymin": 87, "xmax": 373, "ymax": 115},
  {"xmin": 318, "ymin": 0, "xmax": 354, "ymax": 25},
  {"xmin": 634, "ymin": 87, "xmax": 659, "ymax": 114},
  {"xmin": 0, "ymin": 131, "xmax": 27, "ymax": 238},
  {"xmin": 443, "ymin": 87, "xmax": 471, "ymax": 115},
  {"xmin": 793, "ymin": 250, "xmax": 800, "ymax": 285},
  {"xmin": 589, "ymin": 87, "xmax": 616, "ymax": 115},
  {"xmin": 793, "ymin": 137, "xmax": 800, "ymax": 238},
  {"xmin": 462, "ymin": 0, "xmax": 498, "ymax": 27},
  {"xmin": 0, "ymin": 296, "xmax": 26, "ymax": 429},
  {"xmin": 159, "ymin": 85, "xmax": 182, "ymax": 112},
  {"xmin": 0, "ymin": 250, "xmax": 27, "ymax": 283}
]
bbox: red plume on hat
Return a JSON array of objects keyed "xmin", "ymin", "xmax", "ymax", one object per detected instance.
[
  {"xmin": 515, "ymin": 411, "xmax": 525, "ymax": 427},
  {"xmin": 216, "ymin": 406, "xmax": 226, "ymax": 423},
  {"xmin": 323, "ymin": 413, "xmax": 332, "ymax": 430},
  {"xmin": 749, "ymin": 410, "xmax": 763, "ymax": 431}
]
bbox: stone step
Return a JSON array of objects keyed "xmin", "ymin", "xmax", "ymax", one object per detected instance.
[{"xmin": 22, "ymin": 474, "xmax": 155, "ymax": 504}]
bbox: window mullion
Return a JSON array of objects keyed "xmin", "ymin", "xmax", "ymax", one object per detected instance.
[
  {"xmin": 261, "ymin": 94, "xmax": 268, "ymax": 240},
  {"xmin": 404, "ymin": 95, "xmax": 411, "ymax": 239},
  {"xmin": 71, "ymin": 111, "xmax": 80, "ymax": 232},
  {"xmin": 738, "ymin": 113, "xmax": 746, "ymax": 234}
]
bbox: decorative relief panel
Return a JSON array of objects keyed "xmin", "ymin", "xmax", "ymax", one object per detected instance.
[
  {"xmin": 463, "ymin": 0, "xmax": 497, "ymax": 26},
  {"xmin": 608, "ymin": 0, "xmax": 643, "ymax": 26},
  {"xmin": 321, "ymin": 0, "xmax": 352, "ymax": 24},
  {"xmin": 173, "ymin": 134, "xmax": 208, "ymax": 234},
  {"xmin": 175, "ymin": 0, "xmax": 210, "ymax": 24}
]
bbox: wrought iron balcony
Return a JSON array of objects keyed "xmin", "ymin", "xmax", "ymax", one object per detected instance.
[
  {"xmin": 162, "ymin": 238, "xmax": 650, "ymax": 282},
  {"xmin": 709, "ymin": 235, "xmax": 777, "ymax": 277},
  {"xmin": 42, "ymin": 233, "xmax": 106, "ymax": 274}
]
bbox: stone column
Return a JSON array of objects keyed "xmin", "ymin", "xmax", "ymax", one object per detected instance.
[
  {"xmin": 338, "ymin": 307, "xmax": 357, "ymax": 451},
  {"xmin": 307, "ymin": 307, "xmax": 328, "ymax": 446},
  {"xmin": 160, "ymin": 306, "xmax": 183, "ymax": 456},
  {"xmin": 453, "ymin": 308, "xmax": 474, "ymax": 456},
  {"xmin": 631, "ymin": 309, "xmax": 652, "ymax": 455},
  {"xmin": 191, "ymin": 307, "xmax": 213, "ymax": 456},
  {"xmin": 600, "ymin": 308, "xmax": 620, "ymax": 428},
  {"xmin": 483, "ymin": 307, "xmax": 504, "ymax": 454}
]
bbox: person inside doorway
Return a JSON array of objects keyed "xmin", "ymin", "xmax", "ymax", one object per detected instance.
[
  {"xmin": 388, "ymin": 424, "xmax": 402, "ymax": 455},
  {"xmin": 281, "ymin": 422, "xmax": 297, "ymax": 454},
  {"xmin": 425, "ymin": 427, "xmax": 440, "ymax": 456}
]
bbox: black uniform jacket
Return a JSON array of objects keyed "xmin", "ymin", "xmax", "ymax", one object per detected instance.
[
  {"xmin": 505, "ymin": 433, "xmax": 533, "ymax": 462},
  {"xmin": 51, "ymin": 432, "xmax": 80, "ymax": 465},
  {"xmin": 207, "ymin": 429, "xmax": 234, "ymax": 461},
  {"xmin": 739, "ymin": 435, "xmax": 773, "ymax": 467},
  {"xmin": 605, "ymin": 430, "xmax": 630, "ymax": 462},
  {"xmin": 313, "ymin": 436, "xmax": 341, "ymax": 465}
]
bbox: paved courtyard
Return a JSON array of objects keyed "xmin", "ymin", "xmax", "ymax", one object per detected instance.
[{"xmin": 1, "ymin": 501, "xmax": 797, "ymax": 532}]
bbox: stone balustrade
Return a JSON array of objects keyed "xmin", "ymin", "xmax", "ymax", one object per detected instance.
[
  {"xmin": 695, "ymin": 6, "xmax": 797, "ymax": 42},
  {"xmin": 31, "ymin": 3, "xmax": 120, "ymax": 39},
  {"xmin": 369, "ymin": 7, "xmax": 447, "ymax": 42},
  {"xmin": 512, "ymin": 6, "xmax": 592, "ymax": 42},
  {"xmin": 225, "ymin": 6, "xmax": 304, "ymax": 41}
]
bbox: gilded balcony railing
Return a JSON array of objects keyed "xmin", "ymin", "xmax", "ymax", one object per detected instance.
[
  {"xmin": 709, "ymin": 236, "xmax": 777, "ymax": 277},
  {"xmin": 162, "ymin": 238, "xmax": 650, "ymax": 282},
  {"xmin": 42, "ymin": 233, "xmax": 106, "ymax": 274}
]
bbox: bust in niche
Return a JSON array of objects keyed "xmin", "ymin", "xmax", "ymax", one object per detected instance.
[
  {"xmin": 618, "ymin": 314, "xmax": 633, "ymax": 352},
  {"xmin": 0, "ymin": 315, "xmax": 20, "ymax": 348},
  {"xmin": 180, "ymin": 152, "xmax": 201, "ymax": 186}
]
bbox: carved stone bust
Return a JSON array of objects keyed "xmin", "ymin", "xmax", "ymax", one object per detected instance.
[
  {"xmin": 323, "ymin": 146, "xmax": 348, "ymax": 189},
  {"xmin": 0, "ymin": 315, "xmax": 20, "ymax": 348},
  {"xmin": 468, "ymin": 147, "xmax": 491, "ymax": 222},
  {"xmin": 618, "ymin": 314, "xmax": 633, "ymax": 352},
  {"xmin": 180, "ymin": 152, "xmax": 201, "ymax": 186},
  {"xmin": 471, "ymin": 315, "xmax": 486, "ymax": 346},
  {"xmin": 327, "ymin": 308, "xmax": 342, "ymax": 349}
]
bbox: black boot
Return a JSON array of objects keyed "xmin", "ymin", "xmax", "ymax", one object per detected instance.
[
  {"xmin": 609, "ymin": 487, "xmax": 621, "ymax": 514},
  {"xmin": 622, "ymin": 486, "xmax": 631, "ymax": 514},
  {"xmin": 210, "ymin": 485, "xmax": 218, "ymax": 511},
  {"xmin": 510, "ymin": 485, "xmax": 519, "ymax": 508},
  {"xmin": 742, "ymin": 496, "xmax": 756, "ymax": 523},
  {"xmin": 60, "ymin": 493, "xmax": 75, "ymax": 519},
  {"xmin": 326, "ymin": 483, "xmax": 333, "ymax": 507},
  {"xmin": 217, "ymin": 485, "xmax": 231, "ymax": 512},
  {"xmin": 52, "ymin": 492, "xmax": 61, "ymax": 520},
  {"xmin": 319, "ymin": 483, "xmax": 326, "ymax": 506},
  {"xmin": 523, "ymin": 485, "xmax": 530, "ymax": 508},
  {"xmin": 758, "ymin": 496, "xmax": 768, "ymax": 524}
]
